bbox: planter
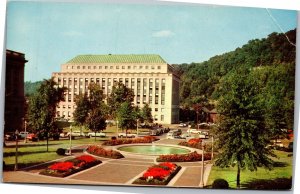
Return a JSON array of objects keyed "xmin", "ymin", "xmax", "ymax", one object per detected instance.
[
  {"xmin": 133, "ymin": 162, "xmax": 181, "ymax": 185},
  {"xmin": 157, "ymin": 151, "xmax": 211, "ymax": 162},
  {"xmin": 39, "ymin": 155, "xmax": 101, "ymax": 177},
  {"xmin": 86, "ymin": 145, "xmax": 124, "ymax": 159}
]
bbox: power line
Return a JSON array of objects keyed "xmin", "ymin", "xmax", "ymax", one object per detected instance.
[{"xmin": 266, "ymin": 8, "xmax": 296, "ymax": 47}]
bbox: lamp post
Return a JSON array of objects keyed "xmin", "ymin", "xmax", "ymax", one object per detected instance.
[
  {"xmin": 14, "ymin": 129, "xmax": 19, "ymax": 171},
  {"xmin": 200, "ymin": 140, "xmax": 205, "ymax": 187},
  {"xmin": 23, "ymin": 119, "xmax": 27, "ymax": 143},
  {"xmin": 116, "ymin": 120, "xmax": 119, "ymax": 138},
  {"xmin": 69, "ymin": 124, "xmax": 72, "ymax": 155},
  {"xmin": 211, "ymin": 136, "xmax": 214, "ymax": 160},
  {"xmin": 136, "ymin": 119, "xmax": 139, "ymax": 137}
]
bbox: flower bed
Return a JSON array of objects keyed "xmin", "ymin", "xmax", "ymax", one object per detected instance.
[
  {"xmin": 39, "ymin": 155, "xmax": 101, "ymax": 177},
  {"xmin": 102, "ymin": 136, "xmax": 158, "ymax": 146},
  {"xmin": 133, "ymin": 162, "xmax": 181, "ymax": 185},
  {"xmin": 179, "ymin": 138, "xmax": 202, "ymax": 149},
  {"xmin": 157, "ymin": 151, "xmax": 211, "ymax": 162},
  {"xmin": 86, "ymin": 145, "xmax": 124, "ymax": 159}
]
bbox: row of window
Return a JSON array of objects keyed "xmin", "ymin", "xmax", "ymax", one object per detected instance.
[{"xmin": 66, "ymin": 65, "xmax": 161, "ymax": 70}]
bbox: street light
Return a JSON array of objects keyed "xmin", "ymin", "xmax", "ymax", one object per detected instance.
[
  {"xmin": 69, "ymin": 124, "xmax": 72, "ymax": 155},
  {"xmin": 200, "ymin": 140, "xmax": 205, "ymax": 187},
  {"xmin": 23, "ymin": 118, "xmax": 27, "ymax": 144},
  {"xmin": 211, "ymin": 136, "xmax": 214, "ymax": 160},
  {"xmin": 136, "ymin": 119, "xmax": 139, "ymax": 137},
  {"xmin": 116, "ymin": 120, "xmax": 119, "ymax": 138},
  {"xmin": 14, "ymin": 129, "xmax": 19, "ymax": 171}
]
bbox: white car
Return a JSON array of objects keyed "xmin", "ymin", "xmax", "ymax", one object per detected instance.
[
  {"xmin": 118, "ymin": 132, "xmax": 138, "ymax": 138},
  {"xmin": 187, "ymin": 128, "xmax": 198, "ymax": 134},
  {"xmin": 179, "ymin": 123, "xmax": 187, "ymax": 127},
  {"xmin": 19, "ymin": 131, "xmax": 29, "ymax": 139},
  {"xmin": 87, "ymin": 132, "xmax": 106, "ymax": 138},
  {"xmin": 66, "ymin": 131, "xmax": 86, "ymax": 137}
]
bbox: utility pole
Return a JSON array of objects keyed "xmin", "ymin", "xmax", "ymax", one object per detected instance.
[
  {"xmin": 14, "ymin": 130, "xmax": 19, "ymax": 171},
  {"xmin": 200, "ymin": 141, "xmax": 205, "ymax": 187},
  {"xmin": 69, "ymin": 125, "xmax": 72, "ymax": 155}
]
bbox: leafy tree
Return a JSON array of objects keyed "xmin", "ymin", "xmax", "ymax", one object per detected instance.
[
  {"xmin": 73, "ymin": 93, "xmax": 90, "ymax": 131},
  {"xmin": 73, "ymin": 83, "xmax": 108, "ymax": 140},
  {"xmin": 107, "ymin": 82, "xmax": 134, "ymax": 119},
  {"xmin": 116, "ymin": 102, "xmax": 136, "ymax": 136},
  {"xmin": 213, "ymin": 67, "xmax": 275, "ymax": 188},
  {"xmin": 86, "ymin": 106, "xmax": 107, "ymax": 141},
  {"xmin": 27, "ymin": 78, "xmax": 65, "ymax": 151},
  {"xmin": 140, "ymin": 103, "xmax": 153, "ymax": 124}
]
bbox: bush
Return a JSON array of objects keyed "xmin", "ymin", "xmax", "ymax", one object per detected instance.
[
  {"xmin": 111, "ymin": 136, "xmax": 117, "ymax": 140},
  {"xmin": 87, "ymin": 145, "xmax": 124, "ymax": 159},
  {"xmin": 212, "ymin": 179, "xmax": 229, "ymax": 189},
  {"xmin": 103, "ymin": 136, "xmax": 158, "ymax": 146},
  {"xmin": 157, "ymin": 151, "xmax": 211, "ymax": 162},
  {"xmin": 52, "ymin": 133, "xmax": 60, "ymax": 140},
  {"xmin": 56, "ymin": 148, "xmax": 66, "ymax": 156}
]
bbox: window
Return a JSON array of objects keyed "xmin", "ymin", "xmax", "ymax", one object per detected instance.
[
  {"xmin": 105, "ymin": 66, "xmax": 108, "ymax": 69},
  {"xmin": 133, "ymin": 66, "xmax": 137, "ymax": 69},
  {"xmin": 157, "ymin": 66, "xmax": 161, "ymax": 69},
  {"xmin": 83, "ymin": 66, "xmax": 85, "ymax": 69},
  {"xmin": 151, "ymin": 66, "xmax": 155, "ymax": 69},
  {"xmin": 155, "ymin": 108, "xmax": 158, "ymax": 112},
  {"xmin": 77, "ymin": 66, "xmax": 80, "ymax": 69},
  {"xmin": 57, "ymin": 111, "xmax": 60, "ymax": 117},
  {"xmin": 94, "ymin": 66, "xmax": 96, "ymax": 69},
  {"xmin": 139, "ymin": 66, "xmax": 143, "ymax": 69},
  {"xmin": 68, "ymin": 112, "xmax": 71, "ymax": 117},
  {"xmin": 99, "ymin": 66, "xmax": 102, "ymax": 69},
  {"xmin": 122, "ymin": 66, "xmax": 125, "ymax": 69},
  {"xmin": 128, "ymin": 66, "xmax": 131, "ymax": 69},
  {"xmin": 88, "ymin": 66, "xmax": 91, "ymax": 69},
  {"xmin": 161, "ymin": 108, "xmax": 165, "ymax": 112},
  {"xmin": 116, "ymin": 66, "xmax": 119, "ymax": 69},
  {"xmin": 67, "ymin": 66, "xmax": 71, "ymax": 69},
  {"xmin": 110, "ymin": 66, "xmax": 113, "ymax": 69},
  {"xmin": 161, "ymin": 115, "xmax": 164, "ymax": 121},
  {"xmin": 154, "ymin": 115, "xmax": 158, "ymax": 121},
  {"xmin": 68, "ymin": 105, "xmax": 71, "ymax": 109},
  {"xmin": 145, "ymin": 66, "xmax": 149, "ymax": 69}
]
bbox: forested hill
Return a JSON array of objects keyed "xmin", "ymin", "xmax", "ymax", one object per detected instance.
[
  {"xmin": 25, "ymin": 81, "xmax": 42, "ymax": 97},
  {"xmin": 175, "ymin": 29, "xmax": 296, "ymax": 107}
]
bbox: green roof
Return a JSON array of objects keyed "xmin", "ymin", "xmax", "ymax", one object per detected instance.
[{"xmin": 66, "ymin": 54, "xmax": 166, "ymax": 64}]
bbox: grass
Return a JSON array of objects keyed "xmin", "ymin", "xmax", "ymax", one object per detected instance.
[
  {"xmin": 207, "ymin": 150, "xmax": 293, "ymax": 189},
  {"xmin": 3, "ymin": 137, "xmax": 109, "ymax": 171}
]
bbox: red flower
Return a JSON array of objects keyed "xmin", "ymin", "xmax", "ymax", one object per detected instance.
[
  {"xmin": 143, "ymin": 167, "xmax": 171, "ymax": 179},
  {"xmin": 49, "ymin": 162, "xmax": 74, "ymax": 171},
  {"xmin": 76, "ymin": 155, "xmax": 96, "ymax": 163},
  {"xmin": 159, "ymin": 162, "xmax": 176, "ymax": 170}
]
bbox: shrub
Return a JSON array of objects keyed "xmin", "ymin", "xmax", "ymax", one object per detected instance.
[
  {"xmin": 103, "ymin": 136, "xmax": 158, "ymax": 146},
  {"xmin": 87, "ymin": 145, "xmax": 124, "ymax": 159},
  {"xmin": 157, "ymin": 151, "xmax": 211, "ymax": 162},
  {"xmin": 56, "ymin": 148, "xmax": 66, "ymax": 156},
  {"xmin": 111, "ymin": 136, "xmax": 117, "ymax": 140},
  {"xmin": 212, "ymin": 179, "xmax": 229, "ymax": 189}
]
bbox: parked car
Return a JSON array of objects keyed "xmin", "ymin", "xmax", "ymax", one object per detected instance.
[
  {"xmin": 118, "ymin": 132, "xmax": 137, "ymax": 138},
  {"xmin": 187, "ymin": 128, "xmax": 198, "ymax": 134},
  {"xmin": 19, "ymin": 131, "xmax": 29, "ymax": 139},
  {"xmin": 87, "ymin": 132, "xmax": 106, "ymax": 138},
  {"xmin": 60, "ymin": 132, "xmax": 68, "ymax": 138},
  {"xmin": 66, "ymin": 131, "xmax": 86, "ymax": 137},
  {"xmin": 150, "ymin": 129, "xmax": 160, "ymax": 136},
  {"xmin": 4, "ymin": 132, "xmax": 18, "ymax": 141},
  {"xmin": 179, "ymin": 123, "xmax": 187, "ymax": 127},
  {"xmin": 166, "ymin": 130, "xmax": 182, "ymax": 139},
  {"xmin": 180, "ymin": 133, "xmax": 192, "ymax": 139},
  {"xmin": 26, "ymin": 133, "xmax": 39, "ymax": 141}
]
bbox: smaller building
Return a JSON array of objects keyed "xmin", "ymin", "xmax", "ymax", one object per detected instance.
[{"xmin": 4, "ymin": 50, "xmax": 27, "ymax": 132}]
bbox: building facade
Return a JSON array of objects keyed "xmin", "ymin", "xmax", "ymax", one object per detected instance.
[
  {"xmin": 52, "ymin": 54, "xmax": 180, "ymax": 124},
  {"xmin": 5, "ymin": 50, "xmax": 27, "ymax": 132}
]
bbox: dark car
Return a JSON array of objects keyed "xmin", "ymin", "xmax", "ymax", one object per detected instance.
[{"xmin": 4, "ymin": 132, "xmax": 19, "ymax": 141}]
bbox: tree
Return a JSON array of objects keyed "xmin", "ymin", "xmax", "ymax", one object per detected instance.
[
  {"xmin": 27, "ymin": 78, "xmax": 65, "ymax": 152},
  {"xmin": 107, "ymin": 82, "xmax": 134, "ymax": 119},
  {"xmin": 86, "ymin": 106, "xmax": 107, "ymax": 141},
  {"xmin": 73, "ymin": 93, "xmax": 90, "ymax": 132},
  {"xmin": 116, "ymin": 102, "xmax": 136, "ymax": 136},
  {"xmin": 140, "ymin": 103, "xmax": 153, "ymax": 124},
  {"xmin": 213, "ymin": 67, "xmax": 275, "ymax": 188},
  {"xmin": 73, "ymin": 83, "xmax": 108, "ymax": 141}
]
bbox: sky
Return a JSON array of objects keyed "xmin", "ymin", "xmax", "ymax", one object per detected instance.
[{"xmin": 6, "ymin": 1, "xmax": 297, "ymax": 82}]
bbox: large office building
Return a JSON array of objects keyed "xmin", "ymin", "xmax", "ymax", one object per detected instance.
[
  {"xmin": 52, "ymin": 54, "xmax": 180, "ymax": 124},
  {"xmin": 5, "ymin": 50, "xmax": 27, "ymax": 132}
]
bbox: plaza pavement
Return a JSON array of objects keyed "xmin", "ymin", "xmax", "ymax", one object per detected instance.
[{"xmin": 3, "ymin": 134, "xmax": 213, "ymax": 188}]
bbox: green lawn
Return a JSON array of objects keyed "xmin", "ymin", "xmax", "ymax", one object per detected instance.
[
  {"xmin": 3, "ymin": 137, "xmax": 109, "ymax": 171},
  {"xmin": 207, "ymin": 150, "xmax": 293, "ymax": 189}
]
